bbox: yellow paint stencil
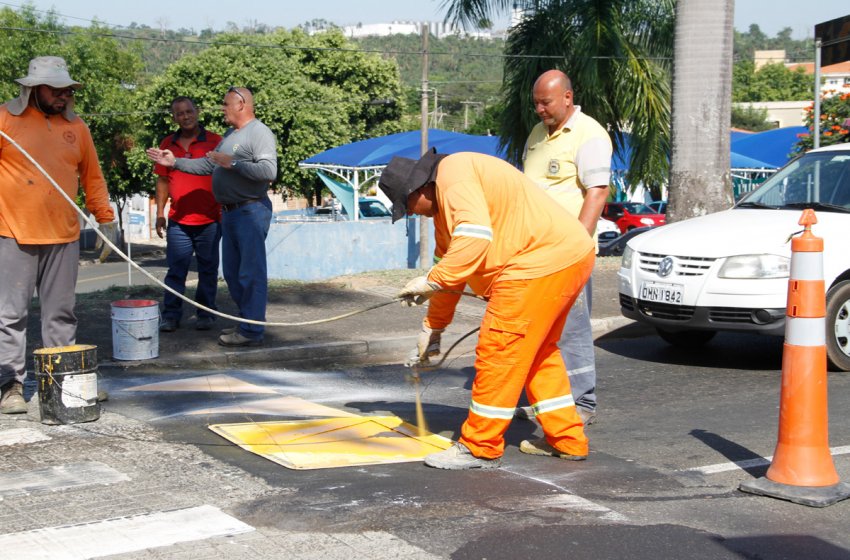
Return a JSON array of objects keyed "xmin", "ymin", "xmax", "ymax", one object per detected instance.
[{"xmin": 209, "ymin": 416, "xmax": 453, "ymax": 470}]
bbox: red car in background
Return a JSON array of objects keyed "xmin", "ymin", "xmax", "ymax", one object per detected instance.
[{"xmin": 601, "ymin": 202, "xmax": 666, "ymax": 233}]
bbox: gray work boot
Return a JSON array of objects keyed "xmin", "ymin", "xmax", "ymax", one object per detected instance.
[
  {"xmin": 578, "ymin": 408, "xmax": 597, "ymax": 426},
  {"xmin": 519, "ymin": 437, "xmax": 587, "ymax": 461},
  {"xmin": 424, "ymin": 442, "xmax": 501, "ymax": 470},
  {"xmin": 0, "ymin": 381, "xmax": 27, "ymax": 414}
]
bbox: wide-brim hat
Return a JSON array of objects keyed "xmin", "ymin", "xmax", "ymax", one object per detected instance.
[
  {"xmin": 15, "ymin": 56, "xmax": 82, "ymax": 89},
  {"xmin": 378, "ymin": 148, "xmax": 447, "ymax": 222}
]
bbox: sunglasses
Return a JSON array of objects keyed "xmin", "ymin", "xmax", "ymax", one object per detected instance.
[
  {"xmin": 227, "ymin": 86, "xmax": 247, "ymax": 103},
  {"xmin": 46, "ymin": 86, "xmax": 75, "ymax": 98}
]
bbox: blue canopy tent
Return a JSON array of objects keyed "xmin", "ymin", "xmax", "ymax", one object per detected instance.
[
  {"xmin": 729, "ymin": 126, "xmax": 807, "ymax": 199},
  {"xmin": 299, "ymin": 129, "xmax": 505, "ymax": 219},
  {"xmin": 731, "ymin": 126, "xmax": 807, "ymax": 168}
]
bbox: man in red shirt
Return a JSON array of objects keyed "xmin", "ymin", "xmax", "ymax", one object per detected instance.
[{"xmin": 153, "ymin": 97, "xmax": 222, "ymax": 332}]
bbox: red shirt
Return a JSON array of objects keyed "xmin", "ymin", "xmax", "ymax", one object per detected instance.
[{"xmin": 154, "ymin": 128, "xmax": 222, "ymax": 225}]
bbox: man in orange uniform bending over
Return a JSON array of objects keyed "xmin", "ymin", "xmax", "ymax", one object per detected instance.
[{"xmin": 379, "ymin": 150, "xmax": 594, "ymax": 469}]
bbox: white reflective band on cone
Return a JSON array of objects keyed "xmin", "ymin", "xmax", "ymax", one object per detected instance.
[
  {"xmin": 789, "ymin": 252, "xmax": 824, "ymax": 281},
  {"xmin": 785, "ymin": 317, "xmax": 826, "ymax": 346}
]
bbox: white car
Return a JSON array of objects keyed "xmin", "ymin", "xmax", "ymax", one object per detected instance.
[
  {"xmin": 596, "ymin": 217, "xmax": 620, "ymax": 242},
  {"xmin": 618, "ymin": 142, "xmax": 850, "ymax": 370}
]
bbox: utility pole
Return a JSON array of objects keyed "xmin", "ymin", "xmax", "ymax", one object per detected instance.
[
  {"xmin": 419, "ymin": 24, "xmax": 430, "ymax": 269},
  {"xmin": 460, "ymin": 101, "xmax": 481, "ymax": 130}
]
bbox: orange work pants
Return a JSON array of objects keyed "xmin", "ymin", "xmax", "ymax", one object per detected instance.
[{"xmin": 459, "ymin": 250, "xmax": 594, "ymax": 459}]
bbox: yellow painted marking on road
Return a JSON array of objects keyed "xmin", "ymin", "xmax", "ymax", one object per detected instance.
[
  {"xmin": 124, "ymin": 374, "xmax": 277, "ymax": 394},
  {"xmin": 186, "ymin": 395, "xmax": 359, "ymax": 418},
  {"xmin": 209, "ymin": 416, "xmax": 453, "ymax": 470}
]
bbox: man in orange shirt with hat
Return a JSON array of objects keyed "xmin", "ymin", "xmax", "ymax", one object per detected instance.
[
  {"xmin": 0, "ymin": 56, "xmax": 116, "ymax": 414},
  {"xmin": 380, "ymin": 149, "xmax": 594, "ymax": 469}
]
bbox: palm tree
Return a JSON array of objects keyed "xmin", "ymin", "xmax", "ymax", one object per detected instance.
[
  {"xmin": 668, "ymin": 0, "xmax": 734, "ymax": 220},
  {"xmin": 441, "ymin": 0, "xmax": 674, "ymax": 190}
]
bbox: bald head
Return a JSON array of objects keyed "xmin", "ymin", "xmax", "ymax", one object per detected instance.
[
  {"xmin": 222, "ymin": 86, "xmax": 255, "ymax": 128},
  {"xmin": 534, "ymin": 69, "xmax": 572, "ymax": 94},
  {"xmin": 532, "ymin": 69, "xmax": 575, "ymax": 134}
]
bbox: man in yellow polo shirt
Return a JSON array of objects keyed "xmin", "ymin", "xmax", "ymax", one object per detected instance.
[{"xmin": 520, "ymin": 69, "xmax": 613, "ymax": 426}]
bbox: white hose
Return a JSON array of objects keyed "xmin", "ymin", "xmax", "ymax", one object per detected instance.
[{"xmin": 0, "ymin": 129, "xmax": 397, "ymax": 327}]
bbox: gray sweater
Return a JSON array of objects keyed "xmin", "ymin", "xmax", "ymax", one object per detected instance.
[{"xmin": 174, "ymin": 119, "xmax": 278, "ymax": 205}]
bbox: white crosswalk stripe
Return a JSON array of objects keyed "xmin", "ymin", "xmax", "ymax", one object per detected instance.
[{"xmin": 0, "ymin": 505, "xmax": 253, "ymax": 560}]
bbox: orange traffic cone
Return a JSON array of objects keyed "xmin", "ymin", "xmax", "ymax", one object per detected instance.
[{"xmin": 740, "ymin": 209, "xmax": 850, "ymax": 507}]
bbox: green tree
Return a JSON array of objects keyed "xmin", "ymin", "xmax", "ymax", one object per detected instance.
[
  {"xmin": 139, "ymin": 29, "xmax": 405, "ymax": 200},
  {"xmin": 0, "ymin": 7, "xmax": 62, "ymax": 101},
  {"xmin": 733, "ymin": 61, "xmax": 811, "ymax": 102},
  {"xmin": 731, "ymin": 105, "xmax": 773, "ymax": 132},
  {"xmin": 441, "ymin": 0, "xmax": 674, "ymax": 188}
]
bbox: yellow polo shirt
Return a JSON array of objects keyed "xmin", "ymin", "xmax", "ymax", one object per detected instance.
[{"xmin": 522, "ymin": 106, "xmax": 613, "ymax": 219}]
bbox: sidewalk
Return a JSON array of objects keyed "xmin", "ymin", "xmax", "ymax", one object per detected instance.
[{"xmin": 32, "ymin": 245, "xmax": 630, "ymax": 371}]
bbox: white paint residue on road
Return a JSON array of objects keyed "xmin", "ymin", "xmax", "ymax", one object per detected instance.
[
  {"xmin": 502, "ymin": 466, "xmax": 625, "ymax": 520},
  {"xmin": 0, "ymin": 504, "xmax": 253, "ymax": 560},
  {"xmin": 684, "ymin": 445, "xmax": 850, "ymax": 475},
  {"xmin": 0, "ymin": 428, "xmax": 51, "ymax": 446}
]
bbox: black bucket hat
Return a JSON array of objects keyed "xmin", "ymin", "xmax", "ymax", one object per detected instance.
[{"xmin": 378, "ymin": 148, "xmax": 447, "ymax": 222}]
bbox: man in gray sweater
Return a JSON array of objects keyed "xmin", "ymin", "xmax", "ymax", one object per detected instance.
[{"xmin": 147, "ymin": 87, "xmax": 278, "ymax": 347}]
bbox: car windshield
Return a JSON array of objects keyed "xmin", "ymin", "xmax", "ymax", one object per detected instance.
[
  {"xmin": 359, "ymin": 200, "xmax": 391, "ymax": 218},
  {"xmin": 739, "ymin": 149, "xmax": 850, "ymax": 212},
  {"xmin": 616, "ymin": 202, "xmax": 655, "ymax": 215}
]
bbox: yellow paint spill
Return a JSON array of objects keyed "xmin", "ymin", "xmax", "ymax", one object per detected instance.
[{"xmin": 209, "ymin": 415, "xmax": 452, "ymax": 470}]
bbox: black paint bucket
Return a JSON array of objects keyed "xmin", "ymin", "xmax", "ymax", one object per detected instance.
[{"xmin": 33, "ymin": 344, "xmax": 101, "ymax": 425}]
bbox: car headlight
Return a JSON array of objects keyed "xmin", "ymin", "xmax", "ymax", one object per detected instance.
[
  {"xmin": 622, "ymin": 246, "xmax": 633, "ymax": 269},
  {"xmin": 639, "ymin": 218, "xmax": 655, "ymax": 226},
  {"xmin": 718, "ymin": 254, "xmax": 790, "ymax": 279}
]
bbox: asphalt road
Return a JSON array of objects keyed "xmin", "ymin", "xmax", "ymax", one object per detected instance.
[
  {"xmin": 97, "ymin": 326, "xmax": 850, "ymax": 559},
  {"xmin": 76, "ymin": 250, "xmax": 169, "ymax": 293}
]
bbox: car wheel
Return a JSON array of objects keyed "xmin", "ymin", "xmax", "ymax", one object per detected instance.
[
  {"xmin": 826, "ymin": 280, "xmax": 850, "ymax": 372},
  {"xmin": 656, "ymin": 328, "xmax": 716, "ymax": 348}
]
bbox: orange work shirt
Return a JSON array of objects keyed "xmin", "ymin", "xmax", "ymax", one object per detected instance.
[
  {"xmin": 428, "ymin": 152, "xmax": 593, "ymax": 298},
  {"xmin": 0, "ymin": 105, "xmax": 114, "ymax": 244}
]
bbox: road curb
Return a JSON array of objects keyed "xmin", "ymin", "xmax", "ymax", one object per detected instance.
[{"xmin": 99, "ymin": 315, "xmax": 630, "ymax": 371}]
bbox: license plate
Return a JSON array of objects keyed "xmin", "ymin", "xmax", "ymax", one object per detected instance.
[{"xmin": 639, "ymin": 282, "xmax": 683, "ymax": 304}]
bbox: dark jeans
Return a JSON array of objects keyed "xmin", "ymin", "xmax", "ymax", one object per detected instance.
[
  {"xmin": 220, "ymin": 198, "xmax": 272, "ymax": 340},
  {"xmin": 162, "ymin": 221, "xmax": 221, "ymax": 322}
]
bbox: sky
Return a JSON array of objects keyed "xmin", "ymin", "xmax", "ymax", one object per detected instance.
[{"xmin": 3, "ymin": 0, "xmax": 848, "ymax": 38}]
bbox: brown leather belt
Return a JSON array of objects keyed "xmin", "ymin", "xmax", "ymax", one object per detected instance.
[{"xmin": 221, "ymin": 199, "xmax": 260, "ymax": 212}]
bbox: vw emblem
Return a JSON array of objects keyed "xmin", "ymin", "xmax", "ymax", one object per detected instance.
[{"xmin": 657, "ymin": 256, "xmax": 674, "ymax": 278}]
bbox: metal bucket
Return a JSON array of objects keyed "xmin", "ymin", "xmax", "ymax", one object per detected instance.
[
  {"xmin": 111, "ymin": 299, "xmax": 159, "ymax": 360},
  {"xmin": 34, "ymin": 344, "xmax": 100, "ymax": 425}
]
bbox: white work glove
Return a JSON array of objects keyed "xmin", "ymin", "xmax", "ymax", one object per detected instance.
[
  {"xmin": 405, "ymin": 325, "xmax": 444, "ymax": 367},
  {"xmin": 397, "ymin": 275, "xmax": 441, "ymax": 307},
  {"xmin": 95, "ymin": 221, "xmax": 119, "ymax": 262}
]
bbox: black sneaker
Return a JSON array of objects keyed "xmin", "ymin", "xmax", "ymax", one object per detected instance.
[
  {"xmin": 159, "ymin": 318, "xmax": 179, "ymax": 332},
  {"xmin": 195, "ymin": 316, "xmax": 214, "ymax": 331}
]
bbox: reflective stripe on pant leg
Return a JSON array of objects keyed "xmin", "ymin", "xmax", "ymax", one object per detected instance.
[
  {"xmin": 459, "ymin": 254, "xmax": 592, "ymax": 459},
  {"xmin": 527, "ymin": 251, "xmax": 595, "ymax": 456},
  {"xmin": 460, "ymin": 280, "xmax": 532, "ymax": 459}
]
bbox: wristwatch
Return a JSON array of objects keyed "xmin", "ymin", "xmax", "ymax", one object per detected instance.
[{"xmin": 231, "ymin": 160, "xmax": 238, "ymax": 169}]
